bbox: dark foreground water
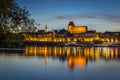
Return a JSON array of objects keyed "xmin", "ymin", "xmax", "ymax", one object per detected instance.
[{"xmin": 0, "ymin": 46, "xmax": 120, "ymax": 80}]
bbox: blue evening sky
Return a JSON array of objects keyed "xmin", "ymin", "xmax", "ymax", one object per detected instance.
[{"xmin": 16, "ymin": 0, "xmax": 120, "ymax": 32}]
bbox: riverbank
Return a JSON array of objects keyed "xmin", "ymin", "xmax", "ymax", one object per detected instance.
[
  {"xmin": 23, "ymin": 41, "xmax": 120, "ymax": 47},
  {"xmin": 0, "ymin": 41, "xmax": 120, "ymax": 48}
]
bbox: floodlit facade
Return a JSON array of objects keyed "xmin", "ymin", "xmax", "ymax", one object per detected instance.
[
  {"xmin": 68, "ymin": 21, "xmax": 88, "ymax": 33},
  {"xmin": 23, "ymin": 22, "xmax": 120, "ymax": 43}
]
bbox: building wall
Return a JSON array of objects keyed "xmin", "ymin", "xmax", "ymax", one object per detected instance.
[
  {"xmin": 68, "ymin": 26, "xmax": 87, "ymax": 33},
  {"xmin": 68, "ymin": 22, "xmax": 87, "ymax": 33},
  {"xmin": 23, "ymin": 33, "xmax": 120, "ymax": 43}
]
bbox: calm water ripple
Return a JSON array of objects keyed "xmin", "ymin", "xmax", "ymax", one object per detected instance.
[{"xmin": 0, "ymin": 46, "xmax": 120, "ymax": 80}]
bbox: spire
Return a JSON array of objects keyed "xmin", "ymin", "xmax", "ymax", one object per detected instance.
[
  {"xmin": 45, "ymin": 24, "xmax": 48, "ymax": 32},
  {"xmin": 45, "ymin": 24, "xmax": 48, "ymax": 29}
]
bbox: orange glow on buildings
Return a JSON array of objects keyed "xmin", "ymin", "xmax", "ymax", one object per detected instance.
[
  {"xmin": 22, "ymin": 21, "xmax": 120, "ymax": 43},
  {"xmin": 68, "ymin": 21, "xmax": 88, "ymax": 34}
]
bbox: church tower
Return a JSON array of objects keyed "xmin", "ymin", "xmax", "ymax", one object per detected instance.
[
  {"xmin": 45, "ymin": 24, "xmax": 48, "ymax": 32},
  {"xmin": 68, "ymin": 21, "xmax": 75, "ymax": 33}
]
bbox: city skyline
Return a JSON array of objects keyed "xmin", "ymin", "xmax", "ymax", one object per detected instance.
[{"xmin": 16, "ymin": 0, "xmax": 120, "ymax": 32}]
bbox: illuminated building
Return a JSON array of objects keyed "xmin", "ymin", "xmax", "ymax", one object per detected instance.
[
  {"xmin": 22, "ymin": 22, "xmax": 120, "ymax": 43},
  {"xmin": 68, "ymin": 21, "xmax": 88, "ymax": 33}
]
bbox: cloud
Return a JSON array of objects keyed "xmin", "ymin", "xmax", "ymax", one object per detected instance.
[
  {"xmin": 55, "ymin": 13, "xmax": 96, "ymax": 20},
  {"xmin": 54, "ymin": 13, "xmax": 120, "ymax": 22},
  {"xmin": 37, "ymin": 13, "xmax": 120, "ymax": 32}
]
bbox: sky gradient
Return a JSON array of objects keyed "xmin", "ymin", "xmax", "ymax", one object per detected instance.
[{"xmin": 16, "ymin": 0, "xmax": 120, "ymax": 32}]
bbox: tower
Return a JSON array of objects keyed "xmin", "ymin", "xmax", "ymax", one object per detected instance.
[
  {"xmin": 45, "ymin": 24, "xmax": 48, "ymax": 32},
  {"xmin": 68, "ymin": 21, "xmax": 75, "ymax": 33}
]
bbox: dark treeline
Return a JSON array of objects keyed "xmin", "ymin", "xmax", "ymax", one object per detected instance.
[{"xmin": 0, "ymin": 0, "xmax": 37, "ymax": 43}]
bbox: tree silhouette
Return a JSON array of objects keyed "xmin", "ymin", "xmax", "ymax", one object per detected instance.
[
  {"xmin": 0, "ymin": 0, "xmax": 36, "ymax": 34},
  {"xmin": 0, "ymin": 0, "xmax": 37, "ymax": 42}
]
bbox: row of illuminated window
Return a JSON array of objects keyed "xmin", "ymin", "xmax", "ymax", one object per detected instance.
[{"xmin": 24, "ymin": 37, "xmax": 120, "ymax": 42}]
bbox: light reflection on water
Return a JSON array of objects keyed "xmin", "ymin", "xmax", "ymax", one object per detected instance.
[
  {"xmin": 25, "ymin": 46, "xmax": 120, "ymax": 69},
  {"xmin": 0, "ymin": 46, "xmax": 120, "ymax": 80}
]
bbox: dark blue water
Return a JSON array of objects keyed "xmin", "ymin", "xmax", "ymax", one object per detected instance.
[{"xmin": 0, "ymin": 46, "xmax": 120, "ymax": 80}]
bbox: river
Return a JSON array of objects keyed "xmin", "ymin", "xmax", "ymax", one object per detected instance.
[{"xmin": 0, "ymin": 46, "xmax": 120, "ymax": 80}]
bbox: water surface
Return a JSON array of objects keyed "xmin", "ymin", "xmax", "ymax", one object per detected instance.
[{"xmin": 0, "ymin": 46, "xmax": 120, "ymax": 80}]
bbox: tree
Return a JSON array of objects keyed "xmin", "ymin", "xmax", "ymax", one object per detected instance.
[
  {"xmin": 0, "ymin": 0, "xmax": 37, "ymax": 42},
  {"xmin": 0, "ymin": 0, "xmax": 37, "ymax": 34}
]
